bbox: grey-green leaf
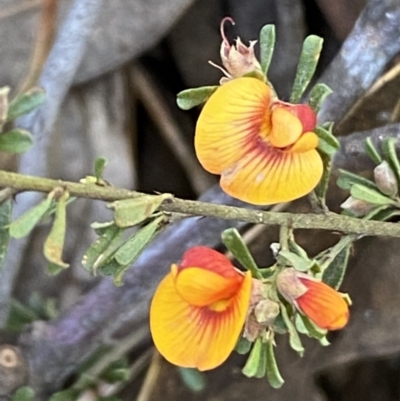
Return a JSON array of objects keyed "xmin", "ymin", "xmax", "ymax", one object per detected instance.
[
  {"xmin": 9, "ymin": 195, "xmax": 53, "ymax": 238},
  {"xmin": 43, "ymin": 192, "xmax": 69, "ymax": 274},
  {"xmin": 0, "ymin": 86, "xmax": 10, "ymax": 127},
  {"xmin": 337, "ymin": 169, "xmax": 378, "ymax": 191},
  {"xmin": 350, "ymin": 184, "xmax": 394, "ymax": 205},
  {"xmin": 382, "ymin": 137, "xmax": 400, "ymax": 183},
  {"xmin": 11, "ymin": 387, "xmax": 35, "ymax": 401},
  {"xmin": 290, "ymin": 35, "xmax": 323, "ymax": 103},
  {"xmin": 176, "ymin": 86, "xmax": 218, "ymax": 110},
  {"xmin": 109, "ymin": 194, "xmax": 172, "ymax": 228},
  {"xmin": 0, "ymin": 199, "xmax": 12, "ymax": 272},
  {"xmin": 278, "ymin": 250, "xmax": 312, "ymax": 272},
  {"xmin": 242, "ymin": 337, "xmax": 266, "ymax": 378},
  {"xmin": 280, "ymin": 305, "xmax": 304, "ymax": 356},
  {"xmin": 0, "ymin": 129, "xmax": 33, "ymax": 153},
  {"xmin": 365, "ymin": 137, "xmax": 382, "ymax": 165},
  {"xmin": 178, "ymin": 368, "xmax": 206, "ymax": 393},
  {"xmin": 235, "ymin": 336, "xmax": 252, "ymax": 355},
  {"xmin": 259, "ymin": 24, "xmax": 276, "ymax": 75},
  {"xmin": 94, "ymin": 156, "xmax": 108, "ymax": 182},
  {"xmin": 265, "ymin": 339, "xmax": 285, "ymax": 388},
  {"xmin": 221, "ymin": 227, "xmax": 261, "ymax": 278},
  {"xmin": 309, "ymin": 83, "xmax": 333, "ymax": 113},
  {"xmin": 7, "ymin": 87, "xmax": 46, "ymax": 121}
]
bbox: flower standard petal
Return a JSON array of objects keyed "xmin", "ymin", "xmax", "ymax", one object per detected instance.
[
  {"xmin": 220, "ymin": 145, "xmax": 323, "ymax": 205},
  {"xmin": 195, "ymin": 77, "xmax": 272, "ymax": 174}
]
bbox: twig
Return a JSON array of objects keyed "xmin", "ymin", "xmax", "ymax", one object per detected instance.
[
  {"xmin": 136, "ymin": 351, "xmax": 161, "ymax": 401},
  {"xmin": 131, "ymin": 64, "xmax": 214, "ymax": 195},
  {"xmin": 1, "ymin": 170, "xmax": 400, "ymax": 238}
]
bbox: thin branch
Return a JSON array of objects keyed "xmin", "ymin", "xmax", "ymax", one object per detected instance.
[{"xmin": 1, "ymin": 170, "xmax": 400, "ymax": 238}]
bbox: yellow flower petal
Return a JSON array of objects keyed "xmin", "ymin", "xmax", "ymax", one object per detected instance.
[
  {"xmin": 150, "ymin": 271, "xmax": 252, "ymax": 370},
  {"xmin": 175, "ymin": 267, "xmax": 242, "ymax": 306},
  {"xmin": 269, "ymin": 107, "xmax": 302, "ymax": 148},
  {"xmin": 289, "ymin": 132, "xmax": 319, "ymax": 153},
  {"xmin": 195, "ymin": 77, "xmax": 272, "ymax": 174},
  {"xmin": 220, "ymin": 146, "xmax": 323, "ymax": 205}
]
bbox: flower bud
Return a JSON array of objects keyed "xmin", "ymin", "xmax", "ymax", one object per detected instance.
[
  {"xmin": 254, "ymin": 299, "xmax": 280, "ymax": 324},
  {"xmin": 374, "ymin": 161, "xmax": 398, "ymax": 197},
  {"xmin": 340, "ymin": 196, "xmax": 375, "ymax": 217}
]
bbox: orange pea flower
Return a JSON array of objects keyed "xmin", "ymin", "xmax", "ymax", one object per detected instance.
[
  {"xmin": 276, "ymin": 268, "xmax": 349, "ymax": 330},
  {"xmin": 195, "ymin": 77, "xmax": 323, "ymax": 205},
  {"xmin": 150, "ymin": 246, "xmax": 252, "ymax": 370}
]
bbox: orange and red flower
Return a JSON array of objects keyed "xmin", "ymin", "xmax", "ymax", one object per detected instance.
[
  {"xmin": 195, "ymin": 77, "xmax": 323, "ymax": 205},
  {"xmin": 150, "ymin": 246, "xmax": 252, "ymax": 370},
  {"xmin": 276, "ymin": 268, "xmax": 349, "ymax": 330}
]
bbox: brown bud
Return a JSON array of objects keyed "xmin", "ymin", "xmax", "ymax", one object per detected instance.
[
  {"xmin": 340, "ymin": 196, "xmax": 375, "ymax": 217},
  {"xmin": 276, "ymin": 268, "xmax": 308, "ymax": 304},
  {"xmin": 254, "ymin": 299, "xmax": 280, "ymax": 324},
  {"xmin": 374, "ymin": 161, "xmax": 398, "ymax": 196}
]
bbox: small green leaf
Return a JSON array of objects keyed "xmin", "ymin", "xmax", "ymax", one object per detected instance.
[
  {"xmin": 314, "ymin": 150, "xmax": 332, "ymax": 203},
  {"xmin": 278, "ymin": 250, "xmax": 312, "ymax": 272},
  {"xmin": 365, "ymin": 137, "xmax": 382, "ymax": 165},
  {"xmin": 49, "ymin": 389, "xmax": 80, "ymax": 401},
  {"xmin": 0, "ymin": 86, "xmax": 10, "ymax": 127},
  {"xmin": 337, "ymin": 169, "xmax": 378, "ymax": 191},
  {"xmin": 0, "ymin": 199, "xmax": 12, "ymax": 271},
  {"xmin": 295, "ymin": 314, "xmax": 328, "ymax": 342},
  {"xmin": 221, "ymin": 227, "xmax": 261, "ymax": 278},
  {"xmin": 6, "ymin": 299, "xmax": 39, "ymax": 331},
  {"xmin": 321, "ymin": 242, "xmax": 352, "ymax": 290},
  {"xmin": 315, "ymin": 125, "xmax": 340, "ymax": 152},
  {"xmin": 259, "ymin": 24, "xmax": 276, "ymax": 75},
  {"xmin": 82, "ymin": 223, "xmax": 123, "ymax": 272},
  {"xmin": 111, "ymin": 215, "xmax": 166, "ymax": 285},
  {"xmin": 109, "ymin": 194, "xmax": 172, "ymax": 228},
  {"xmin": 236, "ymin": 336, "xmax": 252, "ymax": 355},
  {"xmin": 242, "ymin": 337, "xmax": 267, "ymax": 378},
  {"xmin": 101, "ymin": 358, "xmax": 130, "ymax": 383},
  {"xmin": 7, "ymin": 87, "xmax": 46, "ymax": 121},
  {"xmin": 382, "ymin": 137, "xmax": 400, "ymax": 183},
  {"xmin": 94, "ymin": 157, "xmax": 108, "ymax": 182},
  {"xmin": 280, "ymin": 305, "xmax": 304, "ymax": 356},
  {"xmin": 350, "ymin": 184, "xmax": 394, "ymax": 205},
  {"xmin": 290, "ymin": 35, "xmax": 323, "ymax": 103},
  {"xmin": 178, "ymin": 368, "xmax": 206, "ymax": 393},
  {"xmin": 0, "ymin": 129, "xmax": 33, "ymax": 153},
  {"xmin": 265, "ymin": 339, "xmax": 284, "ymax": 388},
  {"xmin": 11, "ymin": 387, "xmax": 35, "ymax": 401},
  {"xmin": 309, "ymin": 83, "xmax": 333, "ymax": 113},
  {"xmin": 369, "ymin": 208, "xmax": 400, "ymax": 222},
  {"xmin": 9, "ymin": 195, "xmax": 53, "ymax": 238},
  {"xmin": 43, "ymin": 192, "xmax": 69, "ymax": 274},
  {"xmin": 176, "ymin": 86, "xmax": 218, "ymax": 110}
]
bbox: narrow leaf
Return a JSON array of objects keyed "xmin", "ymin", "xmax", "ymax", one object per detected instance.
[
  {"xmin": 7, "ymin": 87, "xmax": 46, "ymax": 121},
  {"xmin": 6, "ymin": 299, "xmax": 39, "ymax": 332},
  {"xmin": 278, "ymin": 250, "xmax": 312, "ymax": 272},
  {"xmin": 337, "ymin": 169, "xmax": 378, "ymax": 191},
  {"xmin": 43, "ymin": 192, "xmax": 69, "ymax": 274},
  {"xmin": 82, "ymin": 223, "xmax": 123, "ymax": 272},
  {"xmin": 265, "ymin": 339, "xmax": 285, "ymax": 388},
  {"xmin": 236, "ymin": 336, "xmax": 252, "ymax": 355},
  {"xmin": 176, "ymin": 86, "xmax": 218, "ymax": 110},
  {"xmin": 290, "ymin": 35, "xmax": 323, "ymax": 103},
  {"xmin": 112, "ymin": 215, "xmax": 166, "ymax": 285},
  {"xmin": 314, "ymin": 150, "xmax": 332, "ymax": 203},
  {"xmin": 321, "ymin": 242, "xmax": 352, "ymax": 289},
  {"xmin": 295, "ymin": 314, "xmax": 328, "ymax": 341},
  {"xmin": 0, "ymin": 199, "xmax": 12, "ymax": 272},
  {"xmin": 350, "ymin": 184, "xmax": 394, "ymax": 205},
  {"xmin": 309, "ymin": 83, "xmax": 333, "ymax": 113},
  {"xmin": 382, "ymin": 137, "xmax": 400, "ymax": 183},
  {"xmin": 242, "ymin": 337, "xmax": 266, "ymax": 378},
  {"xmin": 94, "ymin": 157, "xmax": 108, "ymax": 182},
  {"xmin": 365, "ymin": 137, "xmax": 382, "ymax": 165},
  {"xmin": 9, "ymin": 195, "xmax": 53, "ymax": 238},
  {"xmin": 280, "ymin": 305, "xmax": 304, "ymax": 356},
  {"xmin": 178, "ymin": 368, "xmax": 206, "ymax": 393},
  {"xmin": 315, "ymin": 125, "xmax": 339, "ymax": 151},
  {"xmin": 221, "ymin": 227, "xmax": 261, "ymax": 278},
  {"xmin": 109, "ymin": 194, "xmax": 172, "ymax": 228},
  {"xmin": 0, "ymin": 129, "xmax": 33, "ymax": 153},
  {"xmin": 49, "ymin": 389, "xmax": 79, "ymax": 401},
  {"xmin": 259, "ymin": 24, "xmax": 276, "ymax": 75}
]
